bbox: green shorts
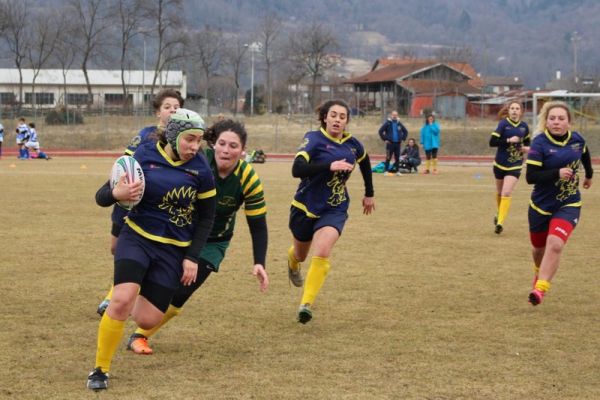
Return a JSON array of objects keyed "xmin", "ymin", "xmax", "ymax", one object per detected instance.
[{"xmin": 199, "ymin": 241, "xmax": 230, "ymax": 272}]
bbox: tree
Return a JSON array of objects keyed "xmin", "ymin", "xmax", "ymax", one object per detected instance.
[
  {"xmin": 0, "ymin": 0, "xmax": 32, "ymax": 112},
  {"xmin": 27, "ymin": 10, "xmax": 60, "ymax": 115},
  {"xmin": 141, "ymin": 0, "xmax": 186, "ymax": 94},
  {"xmin": 288, "ymin": 22, "xmax": 339, "ymax": 109},
  {"xmin": 69, "ymin": 0, "xmax": 110, "ymax": 109},
  {"xmin": 256, "ymin": 13, "xmax": 282, "ymax": 113},
  {"xmin": 222, "ymin": 36, "xmax": 248, "ymax": 116},
  {"xmin": 192, "ymin": 25, "xmax": 223, "ymax": 115},
  {"xmin": 116, "ymin": 0, "xmax": 146, "ymax": 108}
]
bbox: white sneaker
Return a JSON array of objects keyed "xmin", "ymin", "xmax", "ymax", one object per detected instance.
[{"xmin": 396, "ymin": 172, "xmax": 402, "ymax": 176}]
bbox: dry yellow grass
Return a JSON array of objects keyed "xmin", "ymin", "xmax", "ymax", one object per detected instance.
[{"xmin": 1, "ymin": 157, "xmax": 599, "ymax": 399}]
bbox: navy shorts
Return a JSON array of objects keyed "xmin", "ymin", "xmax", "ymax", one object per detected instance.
[
  {"xmin": 493, "ymin": 165, "xmax": 521, "ymax": 180},
  {"xmin": 528, "ymin": 205, "xmax": 580, "ymax": 233},
  {"xmin": 289, "ymin": 206, "xmax": 348, "ymax": 242},
  {"xmin": 114, "ymin": 224, "xmax": 185, "ymax": 290}
]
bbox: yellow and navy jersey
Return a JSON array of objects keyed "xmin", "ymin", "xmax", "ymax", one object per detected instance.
[
  {"xmin": 126, "ymin": 142, "xmax": 216, "ymax": 247},
  {"xmin": 125, "ymin": 125, "xmax": 160, "ymax": 155},
  {"xmin": 526, "ymin": 130, "xmax": 587, "ymax": 214},
  {"xmin": 292, "ymin": 128, "xmax": 366, "ymax": 217},
  {"xmin": 491, "ymin": 118, "xmax": 530, "ymax": 170},
  {"xmin": 112, "ymin": 125, "xmax": 161, "ymax": 226},
  {"xmin": 205, "ymin": 148, "xmax": 266, "ymax": 240}
]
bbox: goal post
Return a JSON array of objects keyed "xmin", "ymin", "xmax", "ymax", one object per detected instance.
[{"xmin": 532, "ymin": 92, "xmax": 600, "ymax": 136}]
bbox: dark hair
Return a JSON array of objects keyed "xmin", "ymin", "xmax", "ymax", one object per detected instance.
[
  {"xmin": 204, "ymin": 119, "xmax": 248, "ymax": 148},
  {"xmin": 29, "ymin": 122, "xmax": 35, "ymax": 128},
  {"xmin": 424, "ymin": 114, "xmax": 435, "ymax": 123},
  {"xmin": 151, "ymin": 89, "xmax": 184, "ymax": 112},
  {"xmin": 497, "ymin": 100, "xmax": 523, "ymax": 120},
  {"xmin": 316, "ymin": 99, "xmax": 351, "ymax": 129}
]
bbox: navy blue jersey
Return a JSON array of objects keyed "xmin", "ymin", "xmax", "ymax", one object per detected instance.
[
  {"xmin": 292, "ymin": 128, "xmax": 367, "ymax": 217},
  {"xmin": 526, "ymin": 130, "xmax": 588, "ymax": 214},
  {"xmin": 491, "ymin": 118, "xmax": 530, "ymax": 170},
  {"xmin": 125, "ymin": 125, "xmax": 160, "ymax": 155},
  {"xmin": 126, "ymin": 142, "xmax": 216, "ymax": 247}
]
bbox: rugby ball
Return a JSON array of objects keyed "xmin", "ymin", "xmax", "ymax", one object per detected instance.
[{"xmin": 110, "ymin": 155, "xmax": 145, "ymax": 209}]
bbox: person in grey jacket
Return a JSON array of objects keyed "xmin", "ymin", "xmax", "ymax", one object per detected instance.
[
  {"xmin": 400, "ymin": 138, "xmax": 421, "ymax": 173},
  {"xmin": 378, "ymin": 110, "xmax": 408, "ymax": 175}
]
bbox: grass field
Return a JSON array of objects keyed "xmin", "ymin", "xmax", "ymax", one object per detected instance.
[{"xmin": 1, "ymin": 157, "xmax": 599, "ymax": 399}]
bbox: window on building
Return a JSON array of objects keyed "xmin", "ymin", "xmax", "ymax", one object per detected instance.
[
  {"xmin": 67, "ymin": 93, "xmax": 92, "ymax": 105},
  {"xmin": 25, "ymin": 92, "xmax": 54, "ymax": 105},
  {"xmin": 105, "ymin": 93, "xmax": 133, "ymax": 105},
  {"xmin": 0, "ymin": 92, "xmax": 16, "ymax": 105}
]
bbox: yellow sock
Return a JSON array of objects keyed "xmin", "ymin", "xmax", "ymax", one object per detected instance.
[
  {"xmin": 533, "ymin": 265, "xmax": 540, "ymax": 275},
  {"xmin": 497, "ymin": 196, "xmax": 512, "ymax": 225},
  {"xmin": 432, "ymin": 158, "xmax": 438, "ymax": 170},
  {"xmin": 104, "ymin": 286, "xmax": 114, "ymax": 301},
  {"xmin": 288, "ymin": 246, "xmax": 300, "ymax": 271},
  {"xmin": 425, "ymin": 159, "xmax": 431, "ymax": 171},
  {"xmin": 301, "ymin": 256, "xmax": 330, "ymax": 305},
  {"xmin": 95, "ymin": 313, "xmax": 125, "ymax": 373},
  {"xmin": 535, "ymin": 280, "xmax": 551, "ymax": 293},
  {"xmin": 134, "ymin": 304, "xmax": 182, "ymax": 338}
]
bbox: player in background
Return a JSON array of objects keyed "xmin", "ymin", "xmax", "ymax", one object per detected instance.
[
  {"xmin": 489, "ymin": 101, "xmax": 530, "ymax": 234},
  {"xmin": 96, "ymin": 89, "xmax": 184, "ymax": 315},
  {"xmin": 87, "ymin": 109, "xmax": 216, "ymax": 391},
  {"xmin": 16, "ymin": 117, "xmax": 30, "ymax": 159},
  {"xmin": 125, "ymin": 119, "xmax": 269, "ymax": 355},
  {"xmin": 525, "ymin": 101, "xmax": 593, "ymax": 306},
  {"xmin": 25, "ymin": 122, "xmax": 51, "ymax": 160},
  {"xmin": 287, "ymin": 99, "xmax": 375, "ymax": 324}
]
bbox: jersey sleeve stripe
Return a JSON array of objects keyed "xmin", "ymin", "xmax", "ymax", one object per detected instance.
[
  {"xmin": 244, "ymin": 206, "xmax": 267, "ymax": 217},
  {"xmin": 356, "ymin": 151, "xmax": 367, "ymax": 163},
  {"xmin": 197, "ymin": 188, "xmax": 217, "ymax": 199},
  {"xmin": 526, "ymin": 159, "xmax": 542, "ymax": 166},
  {"xmin": 296, "ymin": 151, "xmax": 309, "ymax": 161},
  {"xmin": 491, "ymin": 132, "xmax": 500, "ymax": 137}
]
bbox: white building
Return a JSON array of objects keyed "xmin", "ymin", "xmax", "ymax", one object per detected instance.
[{"xmin": 0, "ymin": 69, "xmax": 186, "ymax": 109}]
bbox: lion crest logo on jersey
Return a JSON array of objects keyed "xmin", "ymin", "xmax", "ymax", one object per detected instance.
[{"xmin": 159, "ymin": 186, "xmax": 198, "ymax": 227}]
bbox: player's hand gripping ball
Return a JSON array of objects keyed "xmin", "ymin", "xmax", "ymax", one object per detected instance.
[{"xmin": 110, "ymin": 155, "xmax": 145, "ymax": 209}]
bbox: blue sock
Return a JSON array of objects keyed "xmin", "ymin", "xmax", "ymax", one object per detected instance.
[{"xmin": 24, "ymin": 149, "xmax": 30, "ymax": 158}]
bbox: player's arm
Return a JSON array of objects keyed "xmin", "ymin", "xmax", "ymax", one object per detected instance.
[
  {"xmin": 526, "ymin": 164, "xmax": 559, "ymax": 184},
  {"xmin": 95, "ymin": 180, "xmax": 116, "ymax": 207},
  {"xmin": 291, "ymin": 156, "xmax": 329, "ymax": 178},
  {"xmin": 358, "ymin": 153, "xmax": 374, "ymax": 198},
  {"xmin": 185, "ymin": 196, "xmax": 216, "ymax": 263},
  {"xmin": 247, "ymin": 215, "xmax": 268, "ymax": 268}
]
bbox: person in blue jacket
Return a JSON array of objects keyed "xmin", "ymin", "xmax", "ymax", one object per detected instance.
[
  {"xmin": 378, "ymin": 110, "xmax": 408, "ymax": 176},
  {"xmin": 420, "ymin": 113, "xmax": 441, "ymax": 174}
]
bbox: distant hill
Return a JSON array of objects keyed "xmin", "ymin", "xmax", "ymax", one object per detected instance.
[{"xmin": 187, "ymin": 0, "xmax": 600, "ymax": 87}]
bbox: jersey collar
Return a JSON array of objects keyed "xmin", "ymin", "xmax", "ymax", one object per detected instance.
[
  {"xmin": 544, "ymin": 129, "xmax": 571, "ymax": 146},
  {"xmin": 320, "ymin": 127, "xmax": 352, "ymax": 144},
  {"xmin": 157, "ymin": 141, "xmax": 189, "ymax": 166},
  {"xmin": 506, "ymin": 117, "xmax": 521, "ymax": 127}
]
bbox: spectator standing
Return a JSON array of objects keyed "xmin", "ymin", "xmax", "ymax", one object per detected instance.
[
  {"xmin": 378, "ymin": 110, "xmax": 408, "ymax": 176},
  {"xmin": 420, "ymin": 114, "xmax": 441, "ymax": 174}
]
